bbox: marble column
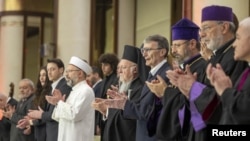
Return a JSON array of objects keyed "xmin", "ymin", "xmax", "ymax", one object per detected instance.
[
  {"xmin": 0, "ymin": 16, "xmax": 24, "ymax": 98},
  {"xmin": 117, "ymin": 0, "xmax": 135, "ymax": 57},
  {"xmin": 57, "ymin": 0, "xmax": 91, "ymax": 64}
]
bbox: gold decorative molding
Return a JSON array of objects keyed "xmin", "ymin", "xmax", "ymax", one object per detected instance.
[
  {"xmin": 2, "ymin": 0, "xmax": 53, "ymax": 13},
  {"xmin": 4, "ymin": 0, "xmax": 23, "ymax": 11}
]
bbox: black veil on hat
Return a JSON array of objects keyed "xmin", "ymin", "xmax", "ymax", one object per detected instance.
[{"xmin": 122, "ymin": 45, "xmax": 150, "ymax": 82}]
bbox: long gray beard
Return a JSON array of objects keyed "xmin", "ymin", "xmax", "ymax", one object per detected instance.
[{"xmin": 118, "ymin": 81, "xmax": 132, "ymax": 94}]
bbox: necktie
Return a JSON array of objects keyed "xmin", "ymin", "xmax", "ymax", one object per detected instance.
[{"xmin": 237, "ymin": 67, "xmax": 250, "ymax": 91}]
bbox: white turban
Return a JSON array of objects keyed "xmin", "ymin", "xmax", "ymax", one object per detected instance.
[{"xmin": 69, "ymin": 56, "xmax": 92, "ymax": 75}]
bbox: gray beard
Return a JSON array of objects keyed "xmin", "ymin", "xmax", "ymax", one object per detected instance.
[{"xmin": 119, "ymin": 81, "xmax": 132, "ymax": 93}]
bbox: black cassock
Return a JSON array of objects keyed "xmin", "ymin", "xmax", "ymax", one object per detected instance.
[
  {"xmin": 156, "ymin": 54, "xmax": 207, "ymax": 141},
  {"xmin": 98, "ymin": 72, "xmax": 118, "ymax": 141},
  {"xmin": 102, "ymin": 77, "xmax": 143, "ymax": 141},
  {"xmin": 192, "ymin": 41, "xmax": 248, "ymax": 141},
  {"xmin": 219, "ymin": 66, "xmax": 250, "ymax": 124}
]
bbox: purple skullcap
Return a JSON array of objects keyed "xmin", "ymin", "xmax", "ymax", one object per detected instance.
[
  {"xmin": 201, "ymin": 5, "xmax": 233, "ymax": 22},
  {"xmin": 172, "ymin": 18, "xmax": 199, "ymax": 41}
]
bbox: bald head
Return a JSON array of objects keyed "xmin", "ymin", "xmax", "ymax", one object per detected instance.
[{"xmin": 0, "ymin": 93, "xmax": 7, "ymax": 109}]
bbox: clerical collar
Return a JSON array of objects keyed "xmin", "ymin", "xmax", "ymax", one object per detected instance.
[
  {"xmin": 179, "ymin": 63, "xmax": 184, "ymax": 70},
  {"xmin": 213, "ymin": 38, "xmax": 235, "ymax": 56},
  {"xmin": 181, "ymin": 54, "xmax": 202, "ymax": 70}
]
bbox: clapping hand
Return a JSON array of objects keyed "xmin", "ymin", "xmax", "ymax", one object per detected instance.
[
  {"xmin": 46, "ymin": 89, "xmax": 66, "ymax": 105},
  {"xmin": 146, "ymin": 75, "xmax": 167, "ymax": 98},
  {"xmin": 91, "ymin": 98, "xmax": 108, "ymax": 115},
  {"xmin": 27, "ymin": 106, "xmax": 44, "ymax": 119}
]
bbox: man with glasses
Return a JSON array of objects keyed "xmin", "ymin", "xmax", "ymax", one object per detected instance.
[
  {"xmin": 102, "ymin": 34, "xmax": 172, "ymax": 141},
  {"xmin": 28, "ymin": 58, "xmax": 72, "ymax": 141},
  {"xmin": 206, "ymin": 16, "xmax": 250, "ymax": 129},
  {"xmin": 146, "ymin": 18, "xmax": 207, "ymax": 141},
  {"xmin": 166, "ymin": 5, "xmax": 248, "ymax": 141}
]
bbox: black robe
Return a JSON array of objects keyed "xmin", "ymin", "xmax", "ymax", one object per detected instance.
[
  {"xmin": 93, "ymin": 80, "xmax": 103, "ymax": 135},
  {"xmin": 102, "ymin": 77, "xmax": 143, "ymax": 141},
  {"xmin": 156, "ymin": 54, "xmax": 207, "ymax": 141},
  {"xmin": 98, "ymin": 73, "xmax": 118, "ymax": 141},
  {"xmin": 219, "ymin": 66, "xmax": 250, "ymax": 124},
  {"xmin": 192, "ymin": 39, "xmax": 248, "ymax": 141}
]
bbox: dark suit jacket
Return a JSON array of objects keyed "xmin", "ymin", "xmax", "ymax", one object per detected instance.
[
  {"xmin": 10, "ymin": 94, "xmax": 35, "ymax": 141},
  {"xmin": 93, "ymin": 80, "xmax": 103, "ymax": 98},
  {"xmin": 93, "ymin": 80, "xmax": 103, "ymax": 135},
  {"xmin": 41, "ymin": 78, "xmax": 71, "ymax": 141},
  {"xmin": 123, "ymin": 62, "xmax": 172, "ymax": 141}
]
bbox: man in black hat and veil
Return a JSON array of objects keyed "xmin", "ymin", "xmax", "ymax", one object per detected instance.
[
  {"xmin": 97, "ymin": 34, "xmax": 171, "ymax": 141},
  {"xmin": 92, "ymin": 45, "xmax": 150, "ymax": 141}
]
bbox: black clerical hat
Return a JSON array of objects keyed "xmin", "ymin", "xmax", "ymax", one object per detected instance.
[
  {"xmin": 122, "ymin": 44, "xmax": 150, "ymax": 81},
  {"xmin": 122, "ymin": 45, "xmax": 138, "ymax": 64}
]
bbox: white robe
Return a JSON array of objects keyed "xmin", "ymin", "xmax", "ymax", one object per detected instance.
[{"xmin": 52, "ymin": 80, "xmax": 95, "ymax": 141}]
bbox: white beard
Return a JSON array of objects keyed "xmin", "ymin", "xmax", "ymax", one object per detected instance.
[
  {"xmin": 118, "ymin": 81, "xmax": 132, "ymax": 94},
  {"xmin": 66, "ymin": 79, "xmax": 73, "ymax": 87}
]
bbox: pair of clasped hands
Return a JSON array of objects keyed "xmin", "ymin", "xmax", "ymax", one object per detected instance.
[
  {"xmin": 146, "ymin": 63, "xmax": 196, "ymax": 99},
  {"xmin": 146, "ymin": 62, "xmax": 232, "ymax": 99}
]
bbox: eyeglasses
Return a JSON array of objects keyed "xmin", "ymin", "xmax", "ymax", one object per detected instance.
[
  {"xmin": 140, "ymin": 48, "xmax": 162, "ymax": 54},
  {"xmin": 200, "ymin": 22, "xmax": 224, "ymax": 33},
  {"xmin": 65, "ymin": 69, "xmax": 80, "ymax": 73},
  {"xmin": 171, "ymin": 40, "xmax": 189, "ymax": 49}
]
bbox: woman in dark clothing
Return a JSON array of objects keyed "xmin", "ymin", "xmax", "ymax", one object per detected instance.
[{"xmin": 32, "ymin": 66, "xmax": 52, "ymax": 141}]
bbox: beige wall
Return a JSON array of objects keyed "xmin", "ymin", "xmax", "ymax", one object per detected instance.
[{"xmin": 136, "ymin": 0, "xmax": 171, "ymax": 47}]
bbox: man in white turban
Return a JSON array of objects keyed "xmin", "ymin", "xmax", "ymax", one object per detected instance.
[{"xmin": 46, "ymin": 56, "xmax": 95, "ymax": 141}]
